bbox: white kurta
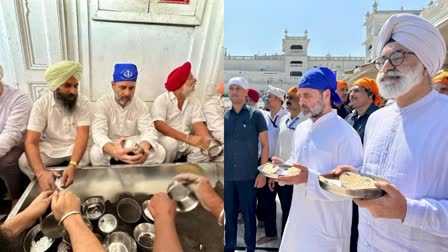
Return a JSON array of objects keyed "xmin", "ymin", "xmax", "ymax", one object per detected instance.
[
  {"xmin": 263, "ymin": 108, "xmax": 289, "ymax": 158},
  {"xmin": 0, "ymin": 84, "xmax": 32, "ymax": 157},
  {"xmin": 358, "ymin": 90, "xmax": 448, "ymax": 251},
  {"xmin": 92, "ymin": 95, "xmax": 160, "ymax": 150},
  {"xmin": 202, "ymin": 95, "xmax": 224, "ymax": 142},
  {"xmin": 26, "ymin": 92, "xmax": 91, "ymax": 158},
  {"xmin": 280, "ymin": 110, "xmax": 363, "ymax": 252},
  {"xmin": 274, "ymin": 111, "xmax": 307, "ymax": 160}
]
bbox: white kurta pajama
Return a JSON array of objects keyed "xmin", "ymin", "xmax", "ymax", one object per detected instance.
[
  {"xmin": 279, "ymin": 110, "xmax": 363, "ymax": 252},
  {"xmin": 202, "ymin": 95, "xmax": 224, "ymax": 142},
  {"xmin": 18, "ymin": 92, "xmax": 92, "ymax": 179},
  {"xmin": 358, "ymin": 91, "xmax": 448, "ymax": 251},
  {"xmin": 264, "ymin": 108, "xmax": 289, "ymax": 158},
  {"xmin": 152, "ymin": 92, "xmax": 208, "ymax": 163},
  {"xmin": 90, "ymin": 95, "xmax": 166, "ymax": 166}
]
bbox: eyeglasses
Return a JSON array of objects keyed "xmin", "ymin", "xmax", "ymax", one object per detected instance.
[{"xmin": 374, "ymin": 50, "xmax": 416, "ymax": 70}]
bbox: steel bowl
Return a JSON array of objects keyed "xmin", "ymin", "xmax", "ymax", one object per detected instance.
[
  {"xmin": 82, "ymin": 196, "xmax": 106, "ymax": 220},
  {"xmin": 167, "ymin": 180, "xmax": 199, "ymax": 213},
  {"xmin": 23, "ymin": 224, "xmax": 55, "ymax": 252},
  {"xmin": 103, "ymin": 231, "xmax": 134, "ymax": 252},
  {"xmin": 141, "ymin": 200, "xmax": 154, "ymax": 222},
  {"xmin": 116, "ymin": 198, "xmax": 142, "ymax": 224},
  {"xmin": 41, "ymin": 212, "xmax": 64, "ymax": 239},
  {"xmin": 122, "ymin": 139, "xmax": 144, "ymax": 155},
  {"xmin": 98, "ymin": 213, "xmax": 118, "ymax": 234},
  {"xmin": 133, "ymin": 223, "xmax": 155, "ymax": 251}
]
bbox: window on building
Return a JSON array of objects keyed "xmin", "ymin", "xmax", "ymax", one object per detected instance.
[
  {"xmin": 290, "ymin": 45, "xmax": 303, "ymax": 50},
  {"xmin": 290, "ymin": 61, "xmax": 303, "ymax": 67},
  {"xmin": 290, "ymin": 71, "xmax": 303, "ymax": 77}
]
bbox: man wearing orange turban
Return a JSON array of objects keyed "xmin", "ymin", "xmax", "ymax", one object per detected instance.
[
  {"xmin": 152, "ymin": 62, "xmax": 211, "ymax": 163},
  {"xmin": 346, "ymin": 77, "xmax": 381, "ymax": 143},
  {"xmin": 432, "ymin": 70, "xmax": 448, "ymax": 95},
  {"xmin": 344, "ymin": 77, "xmax": 381, "ymax": 250},
  {"xmin": 334, "ymin": 80, "xmax": 351, "ymax": 118}
]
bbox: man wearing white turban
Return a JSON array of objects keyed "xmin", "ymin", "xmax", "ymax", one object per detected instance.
[
  {"xmin": 334, "ymin": 14, "xmax": 448, "ymax": 251},
  {"xmin": 19, "ymin": 61, "xmax": 92, "ymax": 192}
]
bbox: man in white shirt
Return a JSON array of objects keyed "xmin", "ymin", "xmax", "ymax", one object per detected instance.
[
  {"xmin": 202, "ymin": 81, "xmax": 224, "ymax": 143},
  {"xmin": 273, "ymin": 67, "xmax": 363, "ymax": 251},
  {"xmin": 335, "ymin": 14, "xmax": 448, "ymax": 251},
  {"xmin": 90, "ymin": 63, "xmax": 166, "ymax": 166},
  {"xmin": 19, "ymin": 61, "xmax": 91, "ymax": 191},
  {"xmin": 257, "ymin": 85, "xmax": 288, "ymax": 245},
  {"xmin": 0, "ymin": 65, "xmax": 32, "ymax": 201},
  {"xmin": 152, "ymin": 62, "xmax": 210, "ymax": 163}
]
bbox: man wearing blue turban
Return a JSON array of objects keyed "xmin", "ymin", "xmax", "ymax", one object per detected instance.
[
  {"xmin": 271, "ymin": 67, "xmax": 363, "ymax": 251},
  {"xmin": 90, "ymin": 63, "xmax": 166, "ymax": 166}
]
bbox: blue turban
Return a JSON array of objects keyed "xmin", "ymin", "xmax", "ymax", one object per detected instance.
[
  {"xmin": 298, "ymin": 67, "xmax": 342, "ymax": 105},
  {"xmin": 113, "ymin": 63, "xmax": 138, "ymax": 82}
]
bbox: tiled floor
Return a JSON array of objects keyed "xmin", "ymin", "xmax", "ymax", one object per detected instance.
[{"xmin": 235, "ymin": 197, "xmax": 283, "ymax": 252}]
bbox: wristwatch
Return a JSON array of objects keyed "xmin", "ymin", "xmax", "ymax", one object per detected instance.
[{"xmin": 69, "ymin": 160, "xmax": 78, "ymax": 168}]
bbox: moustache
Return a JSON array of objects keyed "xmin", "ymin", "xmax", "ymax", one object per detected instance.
[{"xmin": 379, "ymin": 70, "xmax": 402, "ymax": 80}]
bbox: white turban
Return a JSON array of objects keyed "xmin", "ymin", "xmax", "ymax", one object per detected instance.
[
  {"xmin": 227, "ymin": 77, "xmax": 249, "ymax": 90},
  {"xmin": 376, "ymin": 13, "xmax": 446, "ymax": 77},
  {"xmin": 0, "ymin": 64, "xmax": 4, "ymax": 80},
  {"xmin": 44, "ymin": 61, "xmax": 83, "ymax": 91},
  {"xmin": 267, "ymin": 85, "xmax": 286, "ymax": 102}
]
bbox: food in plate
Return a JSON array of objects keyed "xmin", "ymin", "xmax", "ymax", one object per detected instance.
[
  {"xmin": 262, "ymin": 163, "xmax": 280, "ymax": 174},
  {"xmin": 285, "ymin": 167, "xmax": 299, "ymax": 175},
  {"xmin": 339, "ymin": 172, "xmax": 376, "ymax": 189}
]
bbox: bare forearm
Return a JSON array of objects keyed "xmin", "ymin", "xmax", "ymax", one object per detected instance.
[
  {"xmin": 192, "ymin": 122, "xmax": 211, "ymax": 138},
  {"xmin": 153, "ymin": 216, "xmax": 183, "ymax": 252},
  {"xmin": 2, "ymin": 210, "xmax": 37, "ymax": 236},
  {"xmin": 260, "ymin": 145, "xmax": 269, "ymax": 165},
  {"xmin": 64, "ymin": 215, "xmax": 105, "ymax": 252},
  {"xmin": 25, "ymin": 142, "xmax": 45, "ymax": 175},
  {"xmin": 154, "ymin": 121, "xmax": 188, "ymax": 143},
  {"xmin": 102, "ymin": 142, "xmax": 115, "ymax": 156},
  {"xmin": 70, "ymin": 127, "xmax": 89, "ymax": 163}
]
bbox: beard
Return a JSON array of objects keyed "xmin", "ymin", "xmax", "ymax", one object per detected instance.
[
  {"xmin": 115, "ymin": 94, "xmax": 132, "ymax": 107},
  {"xmin": 376, "ymin": 63, "xmax": 424, "ymax": 99},
  {"xmin": 301, "ymin": 95, "xmax": 325, "ymax": 119},
  {"xmin": 181, "ymin": 84, "xmax": 195, "ymax": 97},
  {"xmin": 55, "ymin": 91, "xmax": 77, "ymax": 112}
]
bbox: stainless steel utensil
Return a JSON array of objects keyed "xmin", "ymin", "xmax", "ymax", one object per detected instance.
[{"xmin": 167, "ymin": 180, "xmax": 199, "ymax": 213}]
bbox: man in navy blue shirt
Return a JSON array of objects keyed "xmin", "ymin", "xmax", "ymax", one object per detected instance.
[{"xmin": 224, "ymin": 77, "xmax": 268, "ymax": 252}]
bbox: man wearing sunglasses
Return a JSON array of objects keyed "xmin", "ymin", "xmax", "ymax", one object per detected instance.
[{"xmin": 334, "ymin": 14, "xmax": 448, "ymax": 251}]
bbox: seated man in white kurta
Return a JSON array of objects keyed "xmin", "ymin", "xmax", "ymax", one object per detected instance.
[
  {"xmin": 202, "ymin": 81, "xmax": 224, "ymax": 143},
  {"xmin": 19, "ymin": 61, "xmax": 91, "ymax": 192},
  {"xmin": 90, "ymin": 63, "xmax": 165, "ymax": 166},
  {"xmin": 152, "ymin": 62, "xmax": 210, "ymax": 163},
  {"xmin": 273, "ymin": 67, "xmax": 363, "ymax": 251}
]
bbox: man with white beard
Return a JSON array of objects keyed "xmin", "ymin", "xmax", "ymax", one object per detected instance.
[
  {"xmin": 272, "ymin": 67, "xmax": 363, "ymax": 251},
  {"xmin": 152, "ymin": 62, "xmax": 210, "ymax": 163},
  {"xmin": 334, "ymin": 14, "xmax": 448, "ymax": 251}
]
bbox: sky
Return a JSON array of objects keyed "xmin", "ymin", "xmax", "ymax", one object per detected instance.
[{"xmin": 225, "ymin": 0, "xmax": 432, "ymax": 57}]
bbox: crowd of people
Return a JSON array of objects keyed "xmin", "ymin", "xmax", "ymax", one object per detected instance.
[
  {"xmin": 0, "ymin": 57, "xmax": 226, "ymax": 250},
  {"xmin": 224, "ymin": 13, "xmax": 448, "ymax": 252},
  {"xmin": 0, "ymin": 60, "xmax": 225, "ymax": 199}
]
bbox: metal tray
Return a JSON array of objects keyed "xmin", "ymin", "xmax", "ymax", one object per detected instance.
[
  {"xmin": 319, "ymin": 172, "xmax": 388, "ymax": 199},
  {"xmin": 257, "ymin": 163, "xmax": 299, "ymax": 178}
]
